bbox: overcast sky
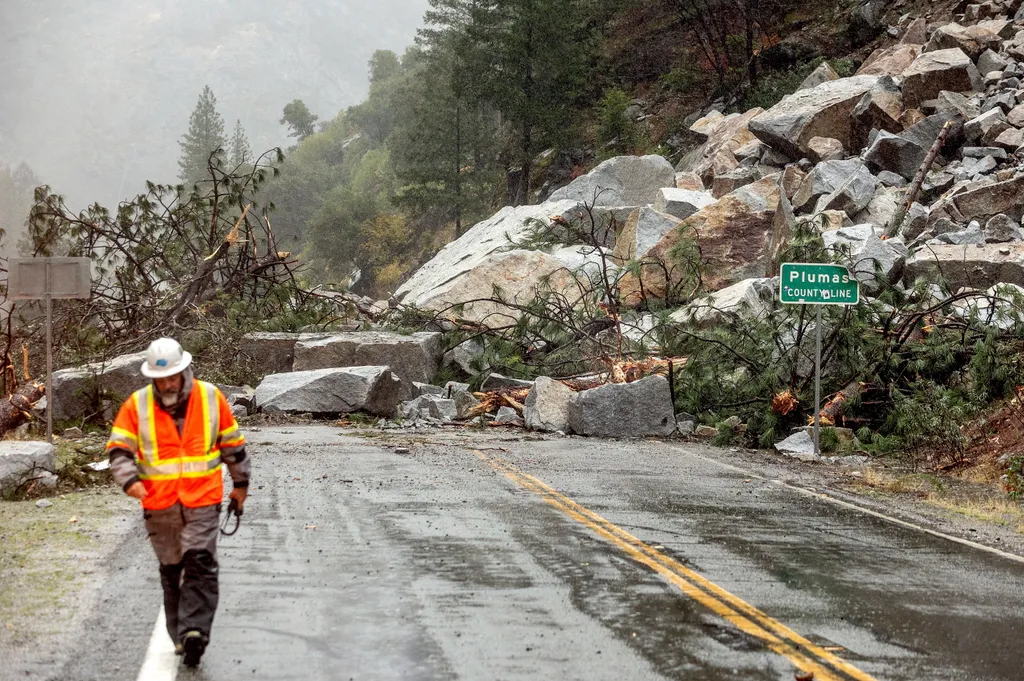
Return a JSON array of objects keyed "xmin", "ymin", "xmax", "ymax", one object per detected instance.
[{"xmin": 0, "ymin": 0, "xmax": 429, "ymax": 208}]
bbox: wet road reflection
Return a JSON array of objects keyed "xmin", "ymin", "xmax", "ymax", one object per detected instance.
[{"xmin": 56, "ymin": 426, "xmax": 1024, "ymax": 681}]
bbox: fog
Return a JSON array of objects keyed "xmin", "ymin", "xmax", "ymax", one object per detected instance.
[{"xmin": 0, "ymin": 0, "xmax": 429, "ymax": 208}]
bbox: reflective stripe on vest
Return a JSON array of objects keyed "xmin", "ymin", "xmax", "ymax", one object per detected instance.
[
  {"xmin": 135, "ymin": 381, "xmax": 222, "ymax": 481},
  {"xmin": 106, "ymin": 424, "xmax": 139, "ymax": 454}
]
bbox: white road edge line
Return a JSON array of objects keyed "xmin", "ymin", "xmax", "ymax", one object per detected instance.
[
  {"xmin": 677, "ymin": 446, "xmax": 1024, "ymax": 566},
  {"xmin": 135, "ymin": 605, "xmax": 178, "ymax": 681}
]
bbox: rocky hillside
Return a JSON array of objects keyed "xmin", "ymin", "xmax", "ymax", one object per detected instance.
[
  {"xmin": 398, "ymin": 5, "xmax": 1024, "ymax": 319},
  {"xmin": 390, "ymin": 0, "xmax": 1024, "ymax": 468}
]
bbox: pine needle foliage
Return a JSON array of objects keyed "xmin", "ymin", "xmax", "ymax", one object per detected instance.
[
  {"xmin": 17, "ymin": 147, "xmax": 350, "ymax": 387},
  {"xmin": 663, "ymin": 217, "xmax": 1024, "ymax": 462}
]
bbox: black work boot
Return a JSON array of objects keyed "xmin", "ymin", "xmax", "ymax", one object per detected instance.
[{"xmin": 181, "ymin": 630, "xmax": 206, "ymax": 668}]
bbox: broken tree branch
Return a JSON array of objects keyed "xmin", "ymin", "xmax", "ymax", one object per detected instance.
[
  {"xmin": 0, "ymin": 380, "xmax": 45, "ymax": 438},
  {"xmin": 886, "ymin": 120, "xmax": 954, "ymax": 238}
]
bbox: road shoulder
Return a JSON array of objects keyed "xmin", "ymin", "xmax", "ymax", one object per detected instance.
[
  {"xmin": 687, "ymin": 442, "xmax": 1024, "ymax": 560},
  {"xmin": 0, "ymin": 487, "xmax": 137, "ymax": 681}
]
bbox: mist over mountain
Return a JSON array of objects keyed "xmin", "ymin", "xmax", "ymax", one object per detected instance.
[{"xmin": 0, "ymin": 0, "xmax": 428, "ymax": 208}]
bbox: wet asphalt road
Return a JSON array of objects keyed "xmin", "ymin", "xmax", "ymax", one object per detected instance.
[{"xmin": 51, "ymin": 425, "xmax": 1024, "ymax": 681}]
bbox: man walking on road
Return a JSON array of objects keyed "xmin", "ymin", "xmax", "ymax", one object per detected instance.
[{"xmin": 106, "ymin": 337, "xmax": 250, "ymax": 668}]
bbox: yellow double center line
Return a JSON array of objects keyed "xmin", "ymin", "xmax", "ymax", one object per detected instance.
[{"xmin": 474, "ymin": 451, "xmax": 878, "ymax": 681}]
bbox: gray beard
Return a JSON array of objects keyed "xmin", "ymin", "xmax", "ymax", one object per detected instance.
[{"xmin": 153, "ymin": 367, "xmax": 194, "ymax": 411}]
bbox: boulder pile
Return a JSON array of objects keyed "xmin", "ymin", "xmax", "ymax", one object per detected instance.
[
  {"xmin": 46, "ymin": 7, "xmax": 1024, "ymax": 446},
  {"xmin": 391, "ymin": 8, "xmax": 1024, "ymax": 331}
]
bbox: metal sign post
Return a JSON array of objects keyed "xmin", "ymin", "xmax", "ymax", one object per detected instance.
[
  {"xmin": 8, "ymin": 257, "xmax": 91, "ymax": 443},
  {"xmin": 779, "ymin": 263, "xmax": 860, "ymax": 456}
]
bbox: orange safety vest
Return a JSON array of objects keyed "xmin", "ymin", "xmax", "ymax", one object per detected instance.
[{"xmin": 106, "ymin": 380, "xmax": 245, "ymax": 510}]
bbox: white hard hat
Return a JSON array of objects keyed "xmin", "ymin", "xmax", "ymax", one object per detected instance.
[{"xmin": 140, "ymin": 337, "xmax": 192, "ymax": 378}]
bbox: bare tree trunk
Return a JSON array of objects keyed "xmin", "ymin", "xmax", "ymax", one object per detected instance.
[
  {"xmin": 817, "ymin": 381, "xmax": 864, "ymax": 426},
  {"xmin": 744, "ymin": 0, "xmax": 757, "ymax": 88},
  {"xmin": 454, "ymin": 103, "xmax": 463, "ymax": 238},
  {"xmin": 519, "ymin": 123, "xmax": 532, "ymax": 206},
  {"xmin": 517, "ymin": 21, "xmax": 536, "ymax": 206},
  {"xmin": 886, "ymin": 120, "xmax": 953, "ymax": 238}
]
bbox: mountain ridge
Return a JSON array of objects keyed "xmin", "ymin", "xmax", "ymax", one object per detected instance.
[{"xmin": 0, "ymin": 0, "xmax": 429, "ymax": 207}]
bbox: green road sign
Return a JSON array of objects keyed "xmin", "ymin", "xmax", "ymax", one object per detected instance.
[{"xmin": 779, "ymin": 263, "xmax": 859, "ymax": 306}]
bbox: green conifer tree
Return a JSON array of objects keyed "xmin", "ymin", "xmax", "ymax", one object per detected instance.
[
  {"xmin": 177, "ymin": 85, "xmax": 227, "ymax": 184},
  {"xmin": 230, "ymin": 119, "xmax": 252, "ymax": 167},
  {"xmin": 419, "ymin": 0, "xmax": 587, "ymax": 206}
]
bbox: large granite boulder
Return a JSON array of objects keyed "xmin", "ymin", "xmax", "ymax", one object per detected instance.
[
  {"xmin": 1008, "ymin": 104, "xmax": 1024, "ymax": 128},
  {"xmin": 548, "ymin": 155, "xmax": 675, "ymax": 206},
  {"xmin": 856, "ymin": 44, "xmax": 922, "ymax": 77},
  {"xmin": 653, "ymin": 189, "xmax": 718, "ymax": 221},
  {"xmin": 977, "ymin": 48, "xmax": 1010, "ymax": 75},
  {"xmin": 0, "ymin": 442, "xmax": 56, "ymax": 498},
  {"xmin": 901, "ymin": 48, "xmax": 983, "ymax": 108},
  {"xmin": 237, "ymin": 332, "xmax": 334, "ymax": 377},
  {"xmin": 618, "ymin": 177, "xmax": 780, "ymax": 306},
  {"xmin": 524, "ymin": 377, "xmax": 576, "ymax": 432},
  {"xmin": 255, "ymin": 366, "xmax": 402, "ymax": 416},
  {"xmin": 983, "ymin": 214, "xmax": 1024, "ymax": 243},
  {"xmin": 712, "ymin": 166, "xmax": 772, "ymax": 198},
  {"xmin": 51, "ymin": 351, "xmax": 149, "ymax": 422},
  {"xmin": 852, "ymin": 186, "xmax": 901, "ymax": 230},
  {"xmin": 568, "ymin": 375, "xmax": 676, "ymax": 437},
  {"xmin": 949, "ymin": 176, "xmax": 1024, "ymax": 222},
  {"xmin": 976, "ymin": 19, "xmax": 1015, "ymax": 40},
  {"xmin": 901, "ymin": 18, "xmax": 929, "ymax": 45},
  {"xmin": 821, "ymin": 224, "xmax": 908, "ymax": 295},
  {"xmin": 677, "ymin": 109, "xmax": 765, "ymax": 184},
  {"xmin": 613, "ymin": 207, "xmax": 685, "ymax": 262},
  {"xmin": 930, "ymin": 90, "xmax": 980, "ymax": 120},
  {"xmin": 850, "ymin": 81, "xmax": 905, "ymax": 150},
  {"xmin": 813, "ymin": 174, "xmax": 879, "ymax": 219},
  {"xmin": 864, "ymin": 130, "xmax": 929, "ymax": 181},
  {"xmin": 806, "ymin": 137, "xmax": 846, "ymax": 163},
  {"xmin": 401, "ymin": 245, "xmax": 614, "ymax": 326},
  {"xmin": 767, "ymin": 192, "xmax": 797, "ymax": 276},
  {"xmin": 395, "ymin": 200, "xmax": 588, "ymax": 309},
  {"xmin": 923, "ymin": 22, "xmax": 1001, "ymax": 59},
  {"xmin": 775, "ymin": 430, "xmax": 818, "ymax": 461},
  {"xmin": 747, "ymin": 76, "xmax": 888, "ymax": 159},
  {"xmin": 799, "ymin": 62, "xmax": 840, "ymax": 89},
  {"xmin": 903, "ymin": 243, "xmax": 1024, "ymax": 290},
  {"xmin": 670, "ymin": 277, "xmax": 776, "ymax": 327},
  {"xmin": 292, "ymin": 331, "xmax": 442, "ymax": 398},
  {"xmin": 964, "ymin": 109, "xmax": 1010, "ymax": 146},
  {"xmin": 792, "ymin": 159, "xmax": 877, "ymax": 216},
  {"xmin": 441, "ymin": 338, "xmax": 486, "ymax": 379}
]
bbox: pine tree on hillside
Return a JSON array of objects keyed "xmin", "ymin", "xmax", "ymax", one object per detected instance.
[
  {"xmin": 480, "ymin": 0, "xmax": 588, "ymax": 205},
  {"xmin": 392, "ymin": 42, "xmax": 497, "ymax": 238},
  {"xmin": 419, "ymin": 0, "xmax": 587, "ymax": 206},
  {"xmin": 178, "ymin": 85, "xmax": 227, "ymax": 184},
  {"xmin": 280, "ymin": 99, "xmax": 319, "ymax": 142},
  {"xmin": 230, "ymin": 119, "xmax": 252, "ymax": 167}
]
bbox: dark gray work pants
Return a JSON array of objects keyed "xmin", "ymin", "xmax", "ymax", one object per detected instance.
[{"xmin": 144, "ymin": 502, "xmax": 220, "ymax": 644}]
